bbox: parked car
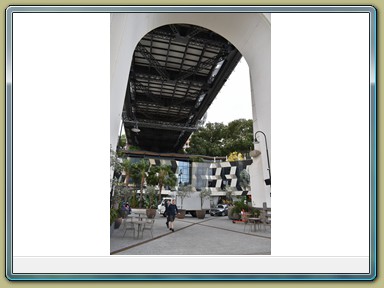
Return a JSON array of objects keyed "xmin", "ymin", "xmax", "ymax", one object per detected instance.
[{"xmin": 210, "ymin": 204, "xmax": 229, "ymax": 216}]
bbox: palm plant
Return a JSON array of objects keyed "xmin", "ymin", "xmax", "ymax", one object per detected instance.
[
  {"xmin": 131, "ymin": 159, "xmax": 150, "ymax": 208},
  {"xmin": 121, "ymin": 158, "xmax": 132, "ymax": 187},
  {"xmin": 147, "ymin": 165, "xmax": 177, "ymax": 202}
]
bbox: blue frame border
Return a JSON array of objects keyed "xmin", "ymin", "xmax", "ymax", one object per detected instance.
[{"xmin": 5, "ymin": 5, "xmax": 377, "ymax": 281}]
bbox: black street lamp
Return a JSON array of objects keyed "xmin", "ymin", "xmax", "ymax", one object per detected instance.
[
  {"xmin": 178, "ymin": 169, "xmax": 183, "ymax": 186},
  {"xmin": 254, "ymin": 130, "xmax": 271, "ymax": 186}
]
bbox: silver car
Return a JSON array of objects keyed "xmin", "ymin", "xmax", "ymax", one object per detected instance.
[{"xmin": 210, "ymin": 204, "xmax": 229, "ymax": 216}]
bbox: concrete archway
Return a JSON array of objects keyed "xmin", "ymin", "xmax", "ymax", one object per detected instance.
[{"xmin": 111, "ymin": 13, "xmax": 271, "ymax": 207}]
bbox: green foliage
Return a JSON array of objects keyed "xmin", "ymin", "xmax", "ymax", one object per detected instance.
[
  {"xmin": 128, "ymin": 145, "xmax": 140, "ymax": 151},
  {"xmin": 121, "ymin": 159, "xmax": 132, "ymax": 186},
  {"xmin": 231, "ymin": 197, "xmax": 260, "ymax": 217},
  {"xmin": 186, "ymin": 119, "xmax": 253, "ymax": 157},
  {"xmin": 147, "ymin": 165, "xmax": 177, "ymax": 202},
  {"xmin": 110, "ymin": 208, "xmax": 119, "ymax": 225},
  {"xmin": 131, "ymin": 159, "xmax": 150, "ymax": 208},
  {"xmin": 129, "ymin": 191, "xmax": 138, "ymax": 208},
  {"xmin": 113, "ymin": 184, "xmax": 131, "ymax": 203},
  {"xmin": 118, "ymin": 135, "xmax": 127, "ymax": 149},
  {"xmin": 190, "ymin": 156, "xmax": 203, "ymax": 162},
  {"xmin": 144, "ymin": 185, "xmax": 158, "ymax": 209},
  {"xmin": 110, "ymin": 149, "xmax": 122, "ymax": 173}
]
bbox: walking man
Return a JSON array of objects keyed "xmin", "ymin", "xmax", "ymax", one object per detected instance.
[
  {"xmin": 167, "ymin": 199, "xmax": 178, "ymax": 232},
  {"xmin": 165, "ymin": 199, "xmax": 170, "ymax": 228}
]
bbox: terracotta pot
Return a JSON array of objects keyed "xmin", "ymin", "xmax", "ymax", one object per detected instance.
[
  {"xmin": 114, "ymin": 217, "xmax": 123, "ymax": 229},
  {"xmin": 146, "ymin": 208, "xmax": 157, "ymax": 219},
  {"xmin": 196, "ymin": 210, "xmax": 206, "ymax": 219},
  {"xmin": 177, "ymin": 209, "xmax": 186, "ymax": 219}
]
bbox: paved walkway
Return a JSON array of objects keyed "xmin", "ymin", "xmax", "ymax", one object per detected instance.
[{"xmin": 110, "ymin": 214, "xmax": 271, "ymax": 255}]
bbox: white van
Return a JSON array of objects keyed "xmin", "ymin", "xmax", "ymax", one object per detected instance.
[{"xmin": 157, "ymin": 197, "xmax": 173, "ymax": 216}]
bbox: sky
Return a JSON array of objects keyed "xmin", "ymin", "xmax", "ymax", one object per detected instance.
[{"xmin": 204, "ymin": 58, "xmax": 253, "ymax": 125}]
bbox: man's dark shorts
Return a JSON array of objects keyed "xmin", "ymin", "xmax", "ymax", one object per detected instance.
[{"xmin": 167, "ymin": 215, "xmax": 176, "ymax": 222}]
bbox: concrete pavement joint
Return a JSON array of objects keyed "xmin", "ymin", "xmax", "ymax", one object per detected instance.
[
  {"xmin": 110, "ymin": 221, "xmax": 197, "ymax": 255},
  {"xmin": 197, "ymin": 222, "xmax": 271, "ymax": 239},
  {"xmin": 111, "ymin": 217, "xmax": 271, "ymax": 255},
  {"xmin": 179, "ymin": 217, "xmax": 271, "ymax": 239}
]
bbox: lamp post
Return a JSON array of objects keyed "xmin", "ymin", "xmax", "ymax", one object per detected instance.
[
  {"xmin": 178, "ymin": 169, "xmax": 183, "ymax": 186},
  {"xmin": 254, "ymin": 130, "xmax": 271, "ymax": 187}
]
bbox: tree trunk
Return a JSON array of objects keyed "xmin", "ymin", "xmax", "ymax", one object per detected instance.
[
  {"xmin": 158, "ymin": 184, "xmax": 163, "ymax": 202},
  {"xmin": 124, "ymin": 172, "xmax": 130, "ymax": 186},
  {"xmin": 139, "ymin": 176, "xmax": 145, "ymax": 208}
]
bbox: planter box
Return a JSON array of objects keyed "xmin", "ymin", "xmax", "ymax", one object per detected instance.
[
  {"xmin": 196, "ymin": 210, "xmax": 206, "ymax": 219},
  {"xmin": 146, "ymin": 208, "xmax": 157, "ymax": 219},
  {"xmin": 177, "ymin": 209, "xmax": 186, "ymax": 219}
]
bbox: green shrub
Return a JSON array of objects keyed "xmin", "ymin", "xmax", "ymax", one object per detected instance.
[{"xmin": 231, "ymin": 197, "xmax": 260, "ymax": 217}]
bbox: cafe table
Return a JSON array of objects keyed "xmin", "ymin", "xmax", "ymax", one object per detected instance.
[{"xmin": 247, "ymin": 217, "xmax": 261, "ymax": 232}]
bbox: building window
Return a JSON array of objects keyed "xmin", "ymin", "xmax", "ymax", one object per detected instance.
[{"xmin": 177, "ymin": 161, "xmax": 190, "ymax": 186}]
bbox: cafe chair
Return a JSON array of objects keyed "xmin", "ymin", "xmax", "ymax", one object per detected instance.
[
  {"xmin": 122, "ymin": 218, "xmax": 136, "ymax": 238},
  {"xmin": 241, "ymin": 212, "xmax": 251, "ymax": 233},
  {"xmin": 141, "ymin": 218, "xmax": 155, "ymax": 238},
  {"xmin": 260, "ymin": 211, "xmax": 271, "ymax": 232}
]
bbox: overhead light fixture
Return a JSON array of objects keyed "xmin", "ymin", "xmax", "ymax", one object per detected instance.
[{"xmin": 131, "ymin": 124, "xmax": 140, "ymax": 133}]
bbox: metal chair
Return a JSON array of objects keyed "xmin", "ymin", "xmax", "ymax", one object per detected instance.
[
  {"xmin": 260, "ymin": 211, "xmax": 271, "ymax": 232},
  {"xmin": 122, "ymin": 218, "xmax": 136, "ymax": 238},
  {"xmin": 140, "ymin": 218, "xmax": 155, "ymax": 238},
  {"xmin": 241, "ymin": 212, "xmax": 251, "ymax": 232}
]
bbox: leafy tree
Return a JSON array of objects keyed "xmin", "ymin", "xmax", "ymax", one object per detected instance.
[
  {"xmin": 222, "ymin": 119, "xmax": 254, "ymax": 155},
  {"xmin": 186, "ymin": 122, "xmax": 226, "ymax": 156},
  {"xmin": 186, "ymin": 119, "xmax": 253, "ymax": 157}
]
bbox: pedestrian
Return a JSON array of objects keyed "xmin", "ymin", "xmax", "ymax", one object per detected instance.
[
  {"xmin": 121, "ymin": 203, "xmax": 131, "ymax": 218},
  {"xmin": 165, "ymin": 199, "xmax": 170, "ymax": 228},
  {"xmin": 167, "ymin": 199, "xmax": 178, "ymax": 232}
]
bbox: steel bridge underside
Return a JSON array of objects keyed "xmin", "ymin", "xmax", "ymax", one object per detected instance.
[{"xmin": 123, "ymin": 23, "xmax": 242, "ymax": 153}]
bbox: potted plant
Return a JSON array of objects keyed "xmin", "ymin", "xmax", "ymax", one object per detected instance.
[
  {"xmin": 145, "ymin": 185, "xmax": 158, "ymax": 218},
  {"xmin": 176, "ymin": 185, "xmax": 191, "ymax": 219},
  {"xmin": 196, "ymin": 188, "xmax": 211, "ymax": 219},
  {"xmin": 110, "ymin": 148, "xmax": 125, "ymax": 234},
  {"xmin": 112, "ymin": 202, "xmax": 125, "ymax": 230},
  {"xmin": 110, "ymin": 207, "xmax": 120, "ymax": 235},
  {"xmin": 229, "ymin": 197, "xmax": 260, "ymax": 220}
]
